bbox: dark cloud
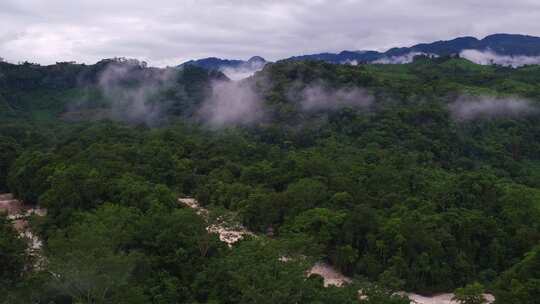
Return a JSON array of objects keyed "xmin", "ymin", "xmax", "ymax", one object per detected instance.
[{"xmin": 1, "ymin": 0, "xmax": 540, "ymax": 66}]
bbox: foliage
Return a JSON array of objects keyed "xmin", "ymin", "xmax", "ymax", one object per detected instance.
[
  {"xmin": 0, "ymin": 215, "xmax": 29, "ymax": 300},
  {"xmin": 452, "ymin": 283, "xmax": 488, "ymax": 304},
  {"xmin": 1, "ymin": 57, "xmax": 540, "ymax": 302},
  {"xmin": 494, "ymin": 246, "xmax": 540, "ymax": 304}
]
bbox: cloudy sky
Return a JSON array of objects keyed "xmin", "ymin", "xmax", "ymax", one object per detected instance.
[{"xmin": 1, "ymin": 0, "xmax": 540, "ymax": 66}]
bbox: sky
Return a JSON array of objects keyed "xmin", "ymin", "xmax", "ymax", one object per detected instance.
[{"xmin": 1, "ymin": 0, "xmax": 540, "ymax": 67}]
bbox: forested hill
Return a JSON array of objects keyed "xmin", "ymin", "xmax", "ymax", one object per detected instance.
[
  {"xmin": 1, "ymin": 56, "xmax": 539, "ymax": 303},
  {"xmin": 5, "ymin": 55, "xmax": 540, "ymax": 123},
  {"xmin": 0, "ymin": 57, "xmax": 226, "ymax": 123}
]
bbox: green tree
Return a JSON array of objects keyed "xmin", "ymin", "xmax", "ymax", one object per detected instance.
[
  {"xmin": 133, "ymin": 206, "xmax": 222, "ymax": 302},
  {"xmin": 194, "ymin": 238, "xmax": 359, "ymax": 304},
  {"xmin": 494, "ymin": 246, "xmax": 540, "ymax": 304},
  {"xmin": 0, "ymin": 214, "xmax": 29, "ymax": 301},
  {"xmin": 452, "ymin": 283, "xmax": 488, "ymax": 304},
  {"xmin": 0, "ymin": 136, "xmax": 19, "ymax": 191},
  {"xmin": 46, "ymin": 204, "xmax": 146, "ymax": 304},
  {"xmin": 39, "ymin": 164, "xmax": 108, "ymax": 227},
  {"xmin": 282, "ymin": 208, "xmax": 346, "ymax": 251},
  {"xmin": 7, "ymin": 151, "xmax": 52, "ymax": 203},
  {"xmin": 285, "ymin": 178, "xmax": 329, "ymax": 216}
]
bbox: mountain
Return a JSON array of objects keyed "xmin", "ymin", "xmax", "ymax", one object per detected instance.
[
  {"xmin": 183, "ymin": 34, "xmax": 540, "ymax": 69},
  {"xmin": 180, "ymin": 56, "xmax": 268, "ymax": 80},
  {"xmin": 181, "ymin": 34, "xmax": 540, "ymax": 72},
  {"xmin": 181, "ymin": 56, "xmax": 267, "ymax": 71},
  {"xmin": 385, "ymin": 34, "xmax": 540, "ymax": 57},
  {"xmin": 284, "ymin": 34, "xmax": 540, "ymax": 64}
]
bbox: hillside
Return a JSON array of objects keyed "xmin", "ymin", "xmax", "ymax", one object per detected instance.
[{"xmin": 0, "ymin": 58, "xmax": 226, "ymax": 123}]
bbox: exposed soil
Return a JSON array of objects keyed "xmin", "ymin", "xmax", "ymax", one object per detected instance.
[
  {"xmin": 307, "ymin": 262, "xmax": 352, "ymax": 287},
  {"xmin": 0, "ymin": 193, "xmax": 47, "ymax": 252},
  {"xmin": 404, "ymin": 293, "xmax": 495, "ymax": 304},
  {"xmin": 178, "ymin": 198, "xmax": 253, "ymax": 246}
]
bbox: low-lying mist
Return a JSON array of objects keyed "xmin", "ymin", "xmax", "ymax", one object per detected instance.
[
  {"xmin": 68, "ymin": 60, "xmax": 179, "ymax": 125},
  {"xmin": 220, "ymin": 66, "xmax": 263, "ymax": 81},
  {"xmin": 197, "ymin": 79, "xmax": 263, "ymax": 127},
  {"xmin": 449, "ymin": 96, "xmax": 538, "ymax": 121},
  {"xmin": 294, "ymin": 82, "xmax": 374, "ymax": 111},
  {"xmin": 97, "ymin": 63, "xmax": 176, "ymax": 125},
  {"xmin": 196, "ymin": 78, "xmax": 375, "ymax": 128},
  {"xmin": 219, "ymin": 60, "xmax": 266, "ymax": 81},
  {"xmin": 460, "ymin": 49, "xmax": 540, "ymax": 68},
  {"xmin": 374, "ymin": 52, "xmax": 436, "ymax": 64}
]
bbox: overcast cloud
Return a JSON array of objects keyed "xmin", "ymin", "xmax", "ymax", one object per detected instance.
[{"xmin": 1, "ymin": 0, "xmax": 540, "ymax": 66}]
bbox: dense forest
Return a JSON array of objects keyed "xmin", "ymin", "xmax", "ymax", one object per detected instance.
[{"xmin": 0, "ymin": 56, "xmax": 539, "ymax": 303}]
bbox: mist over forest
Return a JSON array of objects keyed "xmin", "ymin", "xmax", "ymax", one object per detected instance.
[
  {"xmin": 1, "ymin": 2, "xmax": 540, "ymax": 302},
  {"xmin": 1, "ymin": 52, "xmax": 539, "ymax": 304}
]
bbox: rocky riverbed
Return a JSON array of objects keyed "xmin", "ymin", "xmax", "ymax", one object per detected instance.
[
  {"xmin": 404, "ymin": 293, "xmax": 495, "ymax": 304},
  {"xmin": 0, "ymin": 193, "xmax": 46, "ymax": 254},
  {"xmin": 178, "ymin": 198, "xmax": 253, "ymax": 245}
]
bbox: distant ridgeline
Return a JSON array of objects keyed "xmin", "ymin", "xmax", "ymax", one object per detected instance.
[{"xmin": 181, "ymin": 33, "xmax": 540, "ymax": 71}]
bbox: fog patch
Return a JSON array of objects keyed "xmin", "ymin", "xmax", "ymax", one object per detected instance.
[
  {"xmin": 295, "ymin": 82, "xmax": 374, "ymax": 112},
  {"xmin": 340, "ymin": 59, "xmax": 359, "ymax": 66},
  {"xmin": 449, "ymin": 96, "xmax": 538, "ymax": 121},
  {"xmin": 100, "ymin": 64, "xmax": 176, "ymax": 125},
  {"xmin": 460, "ymin": 49, "xmax": 540, "ymax": 68},
  {"xmin": 217, "ymin": 57, "xmax": 267, "ymax": 81},
  {"xmin": 198, "ymin": 80, "xmax": 263, "ymax": 127},
  {"xmin": 220, "ymin": 59, "xmax": 266, "ymax": 81},
  {"xmin": 69, "ymin": 59, "xmax": 178, "ymax": 125},
  {"xmin": 374, "ymin": 52, "xmax": 436, "ymax": 64},
  {"xmin": 220, "ymin": 65, "xmax": 264, "ymax": 81}
]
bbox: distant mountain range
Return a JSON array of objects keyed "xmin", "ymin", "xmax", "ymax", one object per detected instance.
[
  {"xmin": 290, "ymin": 34, "xmax": 540, "ymax": 64},
  {"xmin": 181, "ymin": 34, "xmax": 540, "ymax": 72}
]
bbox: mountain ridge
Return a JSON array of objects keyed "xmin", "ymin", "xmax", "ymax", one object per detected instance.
[{"xmin": 181, "ymin": 33, "xmax": 540, "ymax": 70}]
